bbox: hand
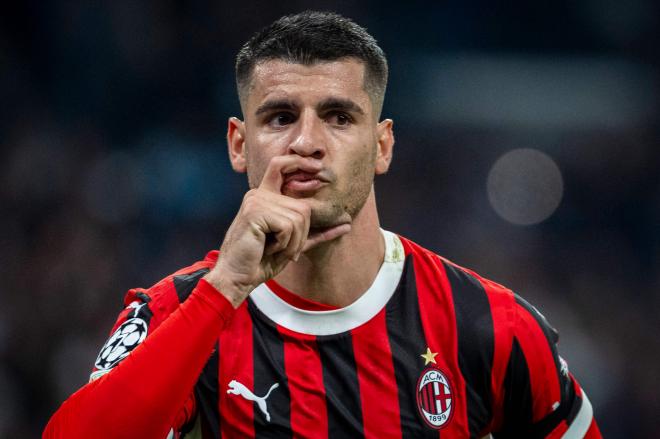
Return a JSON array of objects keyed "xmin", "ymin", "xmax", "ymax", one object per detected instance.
[{"xmin": 204, "ymin": 155, "xmax": 351, "ymax": 307}]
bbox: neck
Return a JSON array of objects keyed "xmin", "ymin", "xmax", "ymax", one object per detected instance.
[{"xmin": 274, "ymin": 190, "xmax": 385, "ymax": 308}]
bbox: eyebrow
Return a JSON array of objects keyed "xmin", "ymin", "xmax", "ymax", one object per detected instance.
[
  {"xmin": 254, "ymin": 97, "xmax": 366, "ymax": 117},
  {"xmin": 255, "ymin": 99, "xmax": 298, "ymax": 116},
  {"xmin": 317, "ymin": 97, "xmax": 365, "ymax": 116}
]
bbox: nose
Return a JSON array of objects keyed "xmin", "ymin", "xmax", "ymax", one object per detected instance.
[{"xmin": 287, "ymin": 110, "xmax": 326, "ymax": 159}]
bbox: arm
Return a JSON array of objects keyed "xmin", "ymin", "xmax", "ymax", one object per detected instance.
[
  {"xmin": 494, "ymin": 295, "xmax": 601, "ymax": 438},
  {"xmin": 44, "ymin": 155, "xmax": 348, "ymax": 438},
  {"xmin": 43, "ymin": 279, "xmax": 235, "ymax": 439}
]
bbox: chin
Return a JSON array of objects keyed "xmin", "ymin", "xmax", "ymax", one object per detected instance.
[
  {"xmin": 309, "ymin": 208, "xmax": 345, "ymax": 229},
  {"xmin": 310, "ymin": 202, "xmax": 360, "ymax": 229}
]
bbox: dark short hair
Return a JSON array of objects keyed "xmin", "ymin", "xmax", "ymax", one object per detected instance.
[{"xmin": 235, "ymin": 11, "xmax": 388, "ymax": 117}]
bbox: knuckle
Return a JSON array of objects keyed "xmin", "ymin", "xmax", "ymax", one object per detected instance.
[
  {"xmin": 293, "ymin": 200, "xmax": 311, "ymax": 215},
  {"xmin": 242, "ymin": 190, "xmax": 263, "ymax": 211},
  {"xmin": 242, "ymin": 190, "xmax": 256, "ymax": 206}
]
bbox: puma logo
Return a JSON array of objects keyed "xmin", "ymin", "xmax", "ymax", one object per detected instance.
[{"xmin": 227, "ymin": 380, "xmax": 279, "ymax": 422}]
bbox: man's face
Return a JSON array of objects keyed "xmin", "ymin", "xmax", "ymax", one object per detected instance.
[{"xmin": 228, "ymin": 58, "xmax": 393, "ymax": 229}]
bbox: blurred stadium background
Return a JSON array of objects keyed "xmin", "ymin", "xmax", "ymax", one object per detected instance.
[{"xmin": 1, "ymin": 1, "xmax": 658, "ymax": 437}]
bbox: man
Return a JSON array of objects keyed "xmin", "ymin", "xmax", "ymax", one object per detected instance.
[{"xmin": 44, "ymin": 11, "xmax": 601, "ymax": 439}]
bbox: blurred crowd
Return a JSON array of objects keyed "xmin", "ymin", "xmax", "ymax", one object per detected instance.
[{"xmin": 1, "ymin": 1, "xmax": 658, "ymax": 437}]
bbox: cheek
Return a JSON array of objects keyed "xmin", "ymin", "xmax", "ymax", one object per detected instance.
[
  {"xmin": 244, "ymin": 132, "xmax": 289, "ymax": 188},
  {"xmin": 244, "ymin": 144, "xmax": 269, "ymax": 188},
  {"xmin": 343, "ymin": 142, "xmax": 377, "ymax": 183}
]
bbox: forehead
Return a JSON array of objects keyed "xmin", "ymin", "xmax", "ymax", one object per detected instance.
[{"xmin": 245, "ymin": 59, "xmax": 372, "ymax": 114}]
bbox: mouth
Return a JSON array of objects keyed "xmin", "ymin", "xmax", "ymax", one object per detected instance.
[{"xmin": 282, "ymin": 171, "xmax": 329, "ymax": 194}]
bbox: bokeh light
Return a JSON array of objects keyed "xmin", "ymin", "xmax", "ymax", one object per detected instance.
[{"xmin": 487, "ymin": 148, "xmax": 564, "ymax": 226}]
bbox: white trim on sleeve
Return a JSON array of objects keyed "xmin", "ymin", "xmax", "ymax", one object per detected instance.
[{"xmin": 562, "ymin": 392, "xmax": 594, "ymax": 438}]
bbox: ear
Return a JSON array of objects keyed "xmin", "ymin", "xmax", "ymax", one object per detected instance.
[
  {"xmin": 227, "ymin": 117, "xmax": 247, "ymax": 173},
  {"xmin": 375, "ymin": 118, "xmax": 394, "ymax": 175}
]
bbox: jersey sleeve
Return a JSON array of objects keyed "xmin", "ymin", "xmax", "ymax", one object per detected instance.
[
  {"xmin": 43, "ymin": 275, "xmax": 236, "ymax": 439},
  {"xmin": 88, "ymin": 283, "xmax": 199, "ymax": 435},
  {"xmin": 494, "ymin": 295, "xmax": 601, "ymax": 438}
]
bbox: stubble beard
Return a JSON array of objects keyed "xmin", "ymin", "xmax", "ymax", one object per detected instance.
[
  {"xmin": 246, "ymin": 145, "xmax": 377, "ymax": 231},
  {"xmin": 309, "ymin": 156, "xmax": 374, "ymax": 230},
  {"xmin": 308, "ymin": 181, "xmax": 371, "ymax": 230}
]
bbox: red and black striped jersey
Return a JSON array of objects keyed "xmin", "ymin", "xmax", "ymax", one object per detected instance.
[{"xmin": 44, "ymin": 230, "xmax": 601, "ymax": 438}]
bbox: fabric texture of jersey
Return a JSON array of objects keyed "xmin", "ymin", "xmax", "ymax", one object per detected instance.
[{"xmin": 44, "ymin": 230, "xmax": 601, "ymax": 439}]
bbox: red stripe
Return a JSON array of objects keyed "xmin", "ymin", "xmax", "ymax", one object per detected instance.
[
  {"xmin": 403, "ymin": 237, "xmax": 468, "ymax": 436},
  {"xmin": 218, "ymin": 303, "xmax": 254, "ymax": 438},
  {"xmin": 424, "ymin": 385, "xmax": 432, "ymax": 414},
  {"xmin": 265, "ymin": 280, "xmax": 339, "ymax": 311},
  {"xmin": 421, "ymin": 385, "xmax": 427, "ymax": 412},
  {"xmin": 584, "ymin": 417, "xmax": 603, "ymax": 438},
  {"xmin": 280, "ymin": 326, "xmax": 327, "ymax": 439},
  {"xmin": 548, "ymin": 382, "xmax": 601, "ymax": 439},
  {"xmin": 351, "ymin": 310, "xmax": 402, "ymax": 438},
  {"xmin": 546, "ymin": 405, "xmax": 601, "ymax": 439},
  {"xmin": 514, "ymin": 302, "xmax": 561, "ymax": 422},
  {"xmin": 479, "ymin": 278, "xmax": 516, "ymax": 433},
  {"xmin": 428, "ymin": 385, "xmax": 434, "ymax": 414},
  {"xmin": 547, "ymin": 420, "xmax": 569, "ymax": 439}
]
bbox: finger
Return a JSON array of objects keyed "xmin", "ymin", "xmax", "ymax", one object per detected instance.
[
  {"xmin": 255, "ymin": 193, "xmax": 311, "ymax": 261},
  {"xmin": 260, "ymin": 213, "xmax": 293, "ymax": 256},
  {"xmin": 296, "ymin": 208, "xmax": 310, "ymax": 260},
  {"xmin": 292, "ymin": 207, "xmax": 309, "ymax": 261},
  {"xmin": 264, "ymin": 229, "xmax": 291, "ymax": 256},
  {"xmin": 259, "ymin": 155, "xmax": 323, "ymax": 194},
  {"xmin": 261, "ymin": 204, "xmax": 308, "ymax": 260},
  {"xmin": 281, "ymin": 206, "xmax": 308, "ymax": 261},
  {"xmin": 302, "ymin": 224, "xmax": 352, "ymax": 253},
  {"xmin": 287, "ymin": 201, "xmax": 310, "ymax": 261}
]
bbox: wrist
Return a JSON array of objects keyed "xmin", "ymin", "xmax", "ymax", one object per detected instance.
[{"xmin": 202, "ymin": 267, "xmax": 253, "ymax": 309}]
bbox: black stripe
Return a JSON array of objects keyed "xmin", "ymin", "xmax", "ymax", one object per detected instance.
[
  {"xmin": 385, "ymin": 257, "xmax": 437, "ymax": 438},
  {"xmin": 132, "ymin": 297, "xmax": 154, "ymax": 322},
  {"xmin": 515, "ymin": 295, "xmax": 579, "ymax": 436},
  {"xmin": 563, "ymin": 389, "xmax": 581, "ymax": 425},
  {"xmin": 444, "ymin": 261, "xmax": 494, "ymax": 438},
  {"xmin": 193, "ymin": 342, "xmax": 220, "ymax": 439},
  {"xmin": 173, "ymin": 268, "xmax": 211, "ymax": 303},
  {"xmin": 250, "ymin": 301, "xmax": 292, "ymax": 438},
  {"xmin": 514, "ymin": 295, "xmax": 568, "ymax": 402},
  {"xmin": 135, "ymin": 291, "xmax": 152, "ymax": 303},
  {"xmin": 495, "ymin": 337, "xmax": 533, "ymax": 437},
  {"xmin": 317, "ymin": 332, "xmax": 364, "ymax": 438}
]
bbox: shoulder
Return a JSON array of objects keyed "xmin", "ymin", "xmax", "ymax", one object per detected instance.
[
  {"xmin": 397, "ymin": 233, "xmax": 517, "ymax": 316},
  {"xmin": 396, "ymin": 233, "xmax": 549, "ymax": 355},
  {"xmin": 121, "ymin": 250, "xmax": 218, "ymax": 324},
  {"xmin": 90, "ymin": 250, "xmax": 219, "ymax": 381}
]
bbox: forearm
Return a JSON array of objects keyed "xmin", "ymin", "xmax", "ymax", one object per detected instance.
[{"xmin": 43, "ymin": 279, "xmax": 235, "ymax": 439}]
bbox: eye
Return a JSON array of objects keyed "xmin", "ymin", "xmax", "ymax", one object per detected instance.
[
  {"xmin": 268, "ymin": 112, "xmax": 295, "ymax": 127},
  {"xmin": 327, "ymin": 112, "xmax": 353, "ymax": 126}
]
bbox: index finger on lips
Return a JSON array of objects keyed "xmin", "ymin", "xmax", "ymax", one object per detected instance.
[{"xmin": 259, "ymin": 156, "xmax": 322, "ymax": 194}]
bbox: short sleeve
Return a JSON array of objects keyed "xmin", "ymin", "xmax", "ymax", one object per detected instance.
[{"xmin": 494, "ymin": 295, "xmax": 600, "ymax": 438}]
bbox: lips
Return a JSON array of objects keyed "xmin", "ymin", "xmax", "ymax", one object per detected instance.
[{"xmin": 282, "ymin": 171, "xmax": 328, "ymax": 193}]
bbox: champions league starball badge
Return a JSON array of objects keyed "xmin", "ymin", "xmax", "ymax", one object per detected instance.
[
  {"xmin": 416, "ymin": 367, "xmax": 454, "ymax": 429},
  {"xmin": 94, "ymin": 317, "xmax": 148, "ymax": 370}
]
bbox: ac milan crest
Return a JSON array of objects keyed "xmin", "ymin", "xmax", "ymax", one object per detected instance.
[{"xmin": 416, "ymin": 367, "xmax": 453, "ymax": 429}]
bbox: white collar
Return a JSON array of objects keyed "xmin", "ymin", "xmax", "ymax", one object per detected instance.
[{"xmin": 249, "ymin": 229, "xmax": 405, "ymax": 336}]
